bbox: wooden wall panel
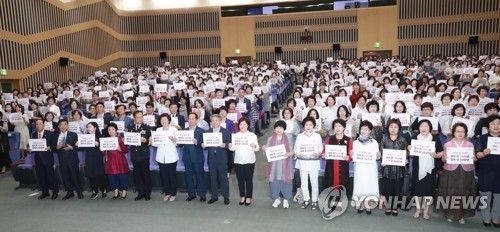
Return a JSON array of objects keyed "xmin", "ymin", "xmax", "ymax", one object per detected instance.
[{"xmin": 398, "ymin": 0, "xmax": 500, "ymax": 57}]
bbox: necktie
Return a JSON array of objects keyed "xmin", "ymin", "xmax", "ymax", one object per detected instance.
[
  {"xmin": 62, "ymin": 134, "xmax": 67, "ymax": 146},
  {"xmin": 38, "ymin": 132, "xmax": 42, "ymax": 139},
  {"xmin": 136, "ymin": 124, "xmax": 139, "ymax": 131}
]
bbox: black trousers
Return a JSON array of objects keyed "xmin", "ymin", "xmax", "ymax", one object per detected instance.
[
  {"xmin": 0, "ymin": 151, "xmax": 11, "ymax": 169},
  {"xmin": 87, "ymin": 175, "xmax": 107, "ymax": 194},
  {"xmin": 210, "ymin": 164, "xmax": 229, "ymax": 199},
  {"xmin": 35, "ymin": 161, "xmax": 58, "ymax": 194},
  {"xmin": 60, "ymin": 164, "xmax": 82, "ymax": 193},
  {"xmin": 234, "ymin": 163, "xmax": 255, "ymax": 198},
  {"xmin": 133, "ymin": 160, "xmax": 152, "ymax": 196},
  {"xmin": 227, "ymin": 152, "xmax": 234, "ymax": 174},
  {"xmin": 159, "ymin": 162, "xmax": 177, "ymax": 196},
  {"xmin": 383, "ymin": 177, "xmax": 404, "ymax": 210}
]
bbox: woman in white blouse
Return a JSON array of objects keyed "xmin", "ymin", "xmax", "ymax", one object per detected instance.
[
  {"xmin": 294, "ymin": 116, "xmax": 324, "ymax": 210},
  {"xmin": 229, "ymin": 117, "xmax": 259, "ymax": 206},
  {"xmin": 150, "ymin": 113, "xmax": 179, "ymax": 202}
]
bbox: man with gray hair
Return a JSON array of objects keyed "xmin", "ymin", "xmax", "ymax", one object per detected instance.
[{"xmin": 201, "ymin": 114, "xmax": 231, "ymax": 205}]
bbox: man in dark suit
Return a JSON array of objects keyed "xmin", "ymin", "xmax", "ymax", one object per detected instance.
[
  {"xmin": 91, "ymin": 101, "xmax": 112, "ymax": 136},
  {"xmin": 236, "ymin": 88, "xmax": 251, "ymax": 118},
  {"xmin": 29, "ymin": 119, "xmax": 58, "ymax": 200},
  {"xmin": 144, "ymin": 101, "xmax": 159, "ymax": 130},
  {"xmin": 52, "ymin": 119, "xmax": 83, "ymax": 200},
  {"xmin": 202, "ymin": 114, "xmax": 231, "ymax": 205},
  {"xmin": 169, "ymin": 102, "xmax": 185, "ymax": 129},
  {"xmin": 183, "ymin": 113, "xmax": 206, "ymax": 202},
  {"xmin": 127, "ymin": 111, "xmax": 152, "ymax": 201}
]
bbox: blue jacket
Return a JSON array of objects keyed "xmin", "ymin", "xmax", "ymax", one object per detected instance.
[
  {"xmin": 182, "ymin": 126, "xmax": 205, "ymax": 163},
  {"xmin": 204, "ymin": 127, "xmax": 231, "ymax": 166}
]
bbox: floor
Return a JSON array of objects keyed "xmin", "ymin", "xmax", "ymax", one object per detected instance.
[{"xmin": 0, "ymin": 117, "xmax": 492, "ymax": 232}]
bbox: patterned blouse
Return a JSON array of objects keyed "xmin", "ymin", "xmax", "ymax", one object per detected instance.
[{"xmin": 379, "ymin": 135, "xmax": 408, "ymax": 179}]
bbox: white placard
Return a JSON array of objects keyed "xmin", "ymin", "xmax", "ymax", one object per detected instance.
[
  {"xmin": 173, "ymin": 82, "xmax": 186, "ymax": 90},
  {"xmin": 176, "ymin": 130, "xmax": 194, "ymax": 144},
  {"xmin": 324, "ymin": 145, "xmax": 347, "ymax": 160},
  {"xmin": 44, "ymin": 122, "xmax": 53, "ymax": 131},
  {"xmin": 451, "ymin": 117, "xmax": 475, "ymax": 134},
  {"xmin": 111, "ymin": 121, "xmax": 125, "ymax": 132},
  {"xmin": 98, "ymin": 91, "xmax": 110, "ymax": 98},
  {"xmin": 302, "ymin": 88, "xmax": 313, "ymax": 96},
  {"xmin": 78, "ymin": 134, "xmax": 96, "ymax": 148},
  {"xmin": 297, "ymin": 142, "xmax": 317, "ymax": 157},
  {"xmin": 446, "ymin": 147, "xmax": 474, "ymax": 164},
  {"xmin": 139, "ymin": 86, "xmax": 150, "ymax": 93},
  {"xmin": 8, "ymin": 113, "xmax": 23, "ymax": 123},
  {"xmin": 155, "ymin": 84, "xmax": 168, "ymax": 93},
  {"xmin": 212, "ymin": 99, "xmax": 226, "ymax": 109},
  {"xmin": 265, "ymin": 144, "xmax": 288, "ymax": 162},
  {"xmin": 487, "ymin": 137, "xmax": 500, "ymax": 155},
  {"xmin": 214, "ymin": 81, "xmax": 226, "ymax": 89},
  {"xmin": 410, "ymin": 139, "xmax": 436, "ymax": 157},
  {"xmin": 68, "ymin": 121, "xmax": 80, "ymax": 133},
  {"xmin": 236, "ymin": 103, "xmax": 247, "ymax": 112},
  {"xmin": 100, "ymin": 137, "xmax": 119, "ymax": 151},
  {"xmin": 136, "ymin": 96, "xmax": 148, "ymax": 105},
  {"xmin": 82, "ymin": 92, "xmax": 92, "ymax": 100},
  {"xmin": 203, "ymin": 132, "xmax": 223, "ymax": 147},
  {"xmin": 203, "ymin": 84, "xmax": 216, "ymax": 94},
  {"xmin": 88, "ymin": 118, "xmax": 104, "ymax": 130},
  {"xmin": 28, "ymin": 139, "xmax": 47, "ymax": 152},
  {"xmin": 232, "ymin": 134, "xmax": 249, "ymax": 148},
  {"xmin": 104, "ymin": 101, "xmax": 115, "ymax": 113},
  {"xmin": 362, "ymin": 113, "xmax": 381, "ymax": 125},
  {"xmin": 382, "ymin": 149, "xmax": 406, "ymax": 166},
  {"xmin": 63, "ymin": 91, "xmax": 74, "ymax": 99},
  {"xmin": 124, "ymin": 132, "xmax": 141, "ymax": 146},
  {"xmin": 227, "ymin": 113, "xmax": 238, "ymax": 123},
  {"xmin": 3, "ymin": 93, "xmax": 13, "ymax": 103},
  {"xmin": 352, "ymin": 147, "xmax": 377, "ymax": 163},
  {"xmin": 143, "ymin": 115, "xmax": 156, "ymax": 127},
  {"xmin": 386, "ymin": 93, "xmax": 402, "ymax": 105},
  {"xmin": 151, "ymin": 131, "xmax": 169, "ymax": 145},
  {"xmin": 17, "ymin": 98, "xmax": 30, "ymax": 106},
  {"xmin": 344, "ymin": 123, "xmax": 353, "ymax": 137},
  {"xmin": 391, "ymin": 113, "xmax": 410, "ymax": 127}
]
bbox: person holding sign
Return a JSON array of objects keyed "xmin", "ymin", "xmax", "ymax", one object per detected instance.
[
  {"xmin": 476, "ymin": 115, "xmax": 500, "ymax": 227},
  {"xmin": 442, "ymin": 104, "xmax": 474, "ymax": 139},
  {"xmin": 261, "ymin": 120, "xmax": 293, "ymax": 209},
  {"xmin": 169, "ymin": 103, "xmax": 186, "ymax": 130},
  {"xmin": 366, "ymin": 100, "xmax": 385, "ymax": 142},
  {"xmin": 201, "ymin": 114, "xmax": 231, "ymax": 205},
  {"xmin": 473, "ymin": 103, "xmax": 499, "ymax": 138},
  {"xmin": 236, "ymin": 89, "xmax": 251, "ymax": 118},
  {"xmin": 229, "ymin": 117, "xmax": 259, "ymax": 206},
  {"xmin": 78, "ymin": 122, "xmax": 107, "ymax": 199},
  {"xmin": 408, "ymin": 119, "xmax": 444, "ymax": 220},
  {"xmin": 435, "ymin": 123, "xmax": 476, "ymax": 224},
  {"xmin": 282, "ymin": 107, "xmax": 300, "ymax": 143},
  {"xmin": 11, "ymin": 105, "xmax": 30, "ymax": 161},
  {"xmin": 90, "ymin": 102, "xmax": 112, "ymax": 136},
  {"xmin": 352, "ymin": 120, "xmax": 381, "ymax": 215},
  {"xmin": 411, "ymin": 102, "xmax": 442, "ymax": 136},
  {"xmin": 322, "ymin": 119, "xmax": 352, "ymax": 193},
  {"xmin": 69, "ymin": 111, "xmax": 87, "ymax": 134},
  {"xmin": 52, "ymin": 119, "xmax": 83, "ymax": 200},
  {"xmin": 127, "ymin": 111, "xmax": 152, "ymax": 201},
  {"xmin": 379, "ymin": 119, "xmax": 408, "ymax": 216},
  {"xmin": 44, "ymin": 112, "xmax": 58, "ymax": 133},
  {"xmin": 182, "ymin": 113, "xmax": 207, "ymax": 202},
  {"xmin": 294, "ymin": 117, "xmax": 323, "ymax": 210},
  {"xmin": 151, "ymin": 114, "xmax": 179, "ymax": 202},
  {"xmin": 0, "ymin": 112, "xmax": 12, "ymax": 174},
  {"xmin": 388, "ymin": 101, "xmax": 411, "ymax": 144},
  {"xmin": 28, "ymin": 119, "xmax": 58, "ymax": 199},
  {"xmin": 113, "ymin": 105, "xmax": 134, "ymax": 133},
  {"xmin": 103, "ymin": 123, "xmax": 129, "ymax": 200}
]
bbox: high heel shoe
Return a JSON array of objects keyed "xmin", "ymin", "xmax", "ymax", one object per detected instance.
[
  {"xmin": 239, "ymin": 198, "xmax": 246, "ymax": 206},
  {"xmin": 120, "ymin": 191, "xmax": 127, "ymax": 199},
  {"xmin": 245, "ymin": 198, "xmax": 252, "ymax": 206},
  {"xmin": 113, "ymin": 190, "xmax": 119, "ymax": 200}
]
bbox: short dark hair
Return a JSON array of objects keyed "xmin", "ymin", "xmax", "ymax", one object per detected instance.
[
  {"xmin": 386, "ymin": 118, "xmax": 402, "ymax": 132},
  {"xmin": 332, "ymin": 119, "xmax": 346, "ymax": 129},
  {"xmin": 451, "ymin": 103, "xmax": 466, "ymax": 116},
  {"xmin": 159, "ymin": 113, "xmax": 171, "ymax": 124},
  {"xmin": 476, "ymin": 86, "xmax": 489, "ymax": 94},
  {"xmin": 145, "ymin": 101, "xmax": 155, "ymax": 108},
  {"xmin": 421, "ymin": 102, "xmax": 434, "ymax": 111},
  {"xmin": 238, "ymin": 117, "xmax": 250, "ymax": 126},
  {"xmin": 393, "ymin": 101, "xmax": 407, "ymax": 113},
  {"xmin": 451, "ymin": 122, "xmax": 468, "ymax": 137},
  {"xmin": 58, "ymin": 119, "xmax": 69, "ymax": 125},
  {"xmin": 274, "ymin": 120, "xmax": 287, "ymax": 130},
  {"xmin": 337, "ymin": 105, "xmax": 350, "ymax": 118},
  {"xmin": 301, "ymin": 116, "xmax": 316, "ymax": 128},
  {"xmin": 188, "ymin": 112, "xmax": 199, "ymax": 119},
  {"xmin": 306, "ymin": 109, "xmax": 320, "ymax": 119},
  {"xmin": 107, "ymin": 122, "xmax": 118, "ymax": 132},
  {"xmin": 133, "ymin": 111, "xmax": 143, "ymax": 117},
  {"xmin": 418, "ymin": 119, "xmax": 433, "ymax": 131},
  {"xmin": 486, "ymin": 114, "xmax": 500, "ymax": 129},
  {"xmin": 282, "ymin": 107, "xmax": 294, "ymax": 119},
  {"xmin": 366, "ymin": 100, "xmax": 380, "ymax": 112},
  {"xmin": 359, "ymin": 120, "xmax": 373, "ymax": 131},
  {"xmin": 484, "ymin": 102, "xmax": 500, "ymax": 113}
]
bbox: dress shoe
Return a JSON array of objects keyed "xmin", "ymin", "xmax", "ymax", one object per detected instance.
[
  {"xmin": 145, "ymin": 195, "xmax": 151, "ymax": 201},
  {"xmin": 91, "ymin": 193, "xmax": 98, "ymax": 200},
  {"xmin": 208, "ymin": 198, "xmax": 218, "ymax": 204},
  {"xmin": 62, "ymin": 193, "xmax": 74, "ymax": 200},
  {"xmin": 121, "ymin": 193, "xmax": 127, "ymax": 200},
  {"xmin": 224, "ymin": 198, "xmax": 230, "ymax": 205},
  {"xmin": 185, "ymin": 196, "xmax": 196, "ymax": 201},
  {"xmin": 483, "ymin": 221, "xmax": 491, "ymax": 227},
  {"xmin": 134, "ymin": 195, "xmax": 145, "ymax": 201},
  {"xmin": 200, "ymin": 196, "xmax": 206, "ymax": 202},
  {"xmin": 493, "ymin": 222, "xmax": 500, "ymax": 228},
  {"xmin": 239, "ymin": 198, "xmax": 246, "ymax": 206},
  {"xmin": 102, "ymin": 193, "xmax": 107, "ymax": 198},
  {"xmin": 38, "ymin": 193, "xmax": 50, "ymax": 200},
  {"xmin": 77, "ymin": 192, "xmax": 84, "ymax": 199},
  {"xmin": 51, "ymin": 193, "xmax": 58, "ymax": 200}
]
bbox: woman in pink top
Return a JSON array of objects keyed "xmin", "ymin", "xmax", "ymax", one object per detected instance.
[{"xmin": 435, "ymin": 122, "xmax": 477, "ymax": 224}]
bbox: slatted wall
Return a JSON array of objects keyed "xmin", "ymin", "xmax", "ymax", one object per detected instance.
[
  {"xmin": 254, "ymin": 10, "xmax": 358, "ymax": 62},
  {"xmin": 398, "ymin": 0, "xmax": 500, "ymax": 57},
  {"xmin": 0, "ymin": 0, "xmax": 221, "ymax": 87}
]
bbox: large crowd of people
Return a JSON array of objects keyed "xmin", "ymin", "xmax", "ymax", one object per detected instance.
[{"xmin": 0, "ymin": 54, "xmax": 499, "ymax": 227}]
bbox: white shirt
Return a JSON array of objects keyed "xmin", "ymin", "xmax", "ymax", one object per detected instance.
[
  {"xmin": 48, "ymin": 104, "xmax": 61, "ymax": 117},
  {"xmin": 294, "ymin": 132, "xmax": 323, "ymax": 172},
  {"xmin": 58, "ymin": 131, "xmax": 68, "ymax": 145},
  {"xmin": 153, "ymin": 127, "xmax": 179, "ymax": 164},
  {"xmin": 229, "ymin": 131, "xmax": 259, "ymax": 164}
]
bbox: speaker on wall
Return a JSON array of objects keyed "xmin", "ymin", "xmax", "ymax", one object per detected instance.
[
  {"xmin": 468, "ymin": 36, "xmax": 478, "ymax": 44},
  {"xmin": 274, "ymin": 46, "xmax": 282, "ymax": 54},
  {"xmin": 59, "ymin": 57, "xmax": 69, "ymax": 66},
  {"xmin": 332, "ymin": 43, "xmax": 341, "ymax": 51},
  {"xmin": 160, "ymin": 52, "xmax": 167, "ymax": 59}
]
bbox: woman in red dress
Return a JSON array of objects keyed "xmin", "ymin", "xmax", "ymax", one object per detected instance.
[{"xmin": 103, "ymin": 123, "xmax": 129, "ymax": 199}]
